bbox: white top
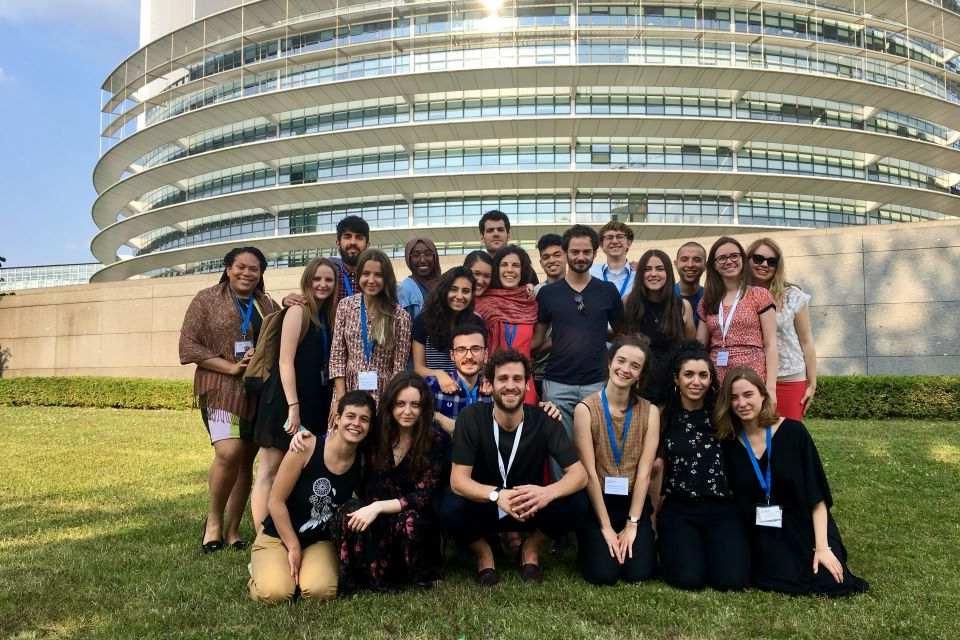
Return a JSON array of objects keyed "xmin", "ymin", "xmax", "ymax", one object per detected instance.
[
  {"xmin": 776, "ymin": 285, "xmax": 812, "ymax": 380},
  {"xmin": 589, "ymin": 262, "xmax": 635, "ymax": 299}
]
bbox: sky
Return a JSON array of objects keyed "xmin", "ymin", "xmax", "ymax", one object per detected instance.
[{"xmin": 0, "ymin": 0, "xmax": 139, "ymax": 267}]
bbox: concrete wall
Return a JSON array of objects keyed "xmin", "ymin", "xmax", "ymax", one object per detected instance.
[{"xmin": 1, "ymin": 220, "xmax": 958, "ymax": 379}]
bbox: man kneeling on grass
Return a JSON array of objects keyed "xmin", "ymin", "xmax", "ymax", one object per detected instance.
[
  {"xmin": 439, "ymin": 349, "xmax": 589, "ymax": 586},
  {"xmin": 248, "ymin": 391, "xmax": 374, "ymax": 604}
]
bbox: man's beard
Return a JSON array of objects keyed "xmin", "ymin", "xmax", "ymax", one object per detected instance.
[
  {"xmin": 492, "ymin": 391, "xmax": 523, "ymax": 412},
  {"xmin": 340, "ymin": 248, "xmax": 359, "ymax": 266},
  {"xmin": 568, "ymin": 260, "xmax": 592, "ymax": 274}
]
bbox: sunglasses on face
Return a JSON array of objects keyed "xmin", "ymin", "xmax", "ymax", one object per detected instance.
[
  {"xmin": 573, "ymin": 293, "xmax": 586, "ymax": 314},
  {"xmin": 750, "ymin": 254, "xmax": 780, "ymax": 268}
]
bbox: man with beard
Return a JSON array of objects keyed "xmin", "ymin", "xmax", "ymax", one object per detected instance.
[
  {"xmin": 329, "ymin": 216, "xmax": 369, "ymax": 306},
  {"xmin": 478, "ymin": 210, "xmax": 538, "ymax": 285},
  {"xmin": 397, "ymin": 237, "xmax": 441, "ymax": 321},
  {"xmin": 533, "ymin": 225, "xmax": 624, "ymax": 479},
  {"xmin": 282, "ymin": 216, "xmax": 369, "ymax": 308},
  {"xmin": 441, "ymin": 349, "xmax": 588, "ymax": 586},
  {"xmin": 589, "ymin": 221, "xmax": 635, "ymax": 300},
  {"xmin": 673, "ymin": 241, "xmax": 706, "ymax": 328},
  {"xmin": 427, "ymin": 323, "xmax": 564, "ymax": 437}
]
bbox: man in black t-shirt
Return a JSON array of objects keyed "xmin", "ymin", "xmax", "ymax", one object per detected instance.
[
  {"xmin": 440, "ymin": 349, "xmax": 588, "ymax": 586},
  {"xmin": 534, "ymin": 225, "xmax": 624, "ymax": 477}
]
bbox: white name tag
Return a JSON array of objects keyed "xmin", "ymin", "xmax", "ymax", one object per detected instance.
[
  {"xmin": 755, "ymin": 504, "xmax": 783, "ymax": 528},
  {"xmin": 716, "ymin": 350, "xmax": 730, "ymax": 367},
  {"xmin": 498, "ymin": 507, "xmax": 508, "ymax": 520},
  {"xmin": 234, "ymin": 340, "xmax": 253, "ymax": 359},
  {"xmin": 604, "ymin": 476, "xmax": 630, "ymax": 496},
  {"xmin": 358, "ymin": 370, "xmax": 379, "ymax": 391}
]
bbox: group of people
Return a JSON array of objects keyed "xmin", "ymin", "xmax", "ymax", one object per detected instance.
[{"xmin": 179, "ymin": 211, "xmax": 867, "ymax": 603}]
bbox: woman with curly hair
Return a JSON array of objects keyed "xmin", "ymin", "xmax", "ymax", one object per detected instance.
[
  {"xmin": 411, "ymin": 266, "xmax": 478, "ymax": 391},
  {"xmin": 336, "ymin": 373, "xmax": 447, "ymax": 591},
  {"xmin": 651, "ymin": 341, "xmax": 749, "ymax": 591}
]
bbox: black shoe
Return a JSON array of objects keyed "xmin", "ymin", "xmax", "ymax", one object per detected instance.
[
  {"xmin": 229, "ymin": 539, "xmax": 248, "ymax": 551},
  {"xmin": 477, "ymin": 568, "xmax": 499, "ymax": 587},
  {"xmin": 200, "ymin": 517, "xmax": 223, "ymax": 554},
  {"xmin": 520, "ymin": 563, "xmax": 544, "ymax": 583}
]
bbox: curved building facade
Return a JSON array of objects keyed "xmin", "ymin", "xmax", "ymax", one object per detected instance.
[{"xmin": 92, "ymin": 0, "xmax": 960, "ymax": 281}]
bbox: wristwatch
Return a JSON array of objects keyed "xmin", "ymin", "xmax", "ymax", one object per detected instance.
[
  {"xmin": 488, "ymin": 488, "xmax": 501, "ymax": 503},
  {"xmin": 626, "ymin": 515, "xmax": 641, "ymax": 524}
]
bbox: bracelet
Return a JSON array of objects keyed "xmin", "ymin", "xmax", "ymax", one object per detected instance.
[
  {"xmin": 813, "ymin": 546, "xmax": 831, "ymax": 552},
  {"xmin": 287, "ymin": 401, "xmax": 299, "ymax": 407}
]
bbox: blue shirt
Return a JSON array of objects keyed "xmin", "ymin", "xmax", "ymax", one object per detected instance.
[
  {"xmin": 674, "ymin": 283, "xmax": 705, "ymax": 328},
  {"xmin": 425, "ymin": 374, "xmax": 492, "ymax": 420}
]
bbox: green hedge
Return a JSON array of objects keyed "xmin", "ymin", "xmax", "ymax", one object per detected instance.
[
  {"xmin": 0, "ymin": 377, "xmax": 193, "ymax": 410},
  {"xmin": 805, "ymin": 375, "xmax": 960, "ymax": 421},
  {"xmin": 1, "ymin": 375, "xmax": 958, "ymax": 419}
]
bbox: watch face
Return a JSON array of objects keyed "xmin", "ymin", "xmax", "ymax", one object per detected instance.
[{"xmin": 488, "ymin": 490, "xmax": 499, "ymax": 502}]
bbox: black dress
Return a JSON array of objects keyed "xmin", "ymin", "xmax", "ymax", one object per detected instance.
[
  {"xmin": 635, "ymin": 298, "xmax": 682, "ymax": 406},
  {"xmin": 721, "ymin": 419, "xmax": 869, "ymax": 596},
  {"xmin": 334, "ymin": 431, "xmax": 447, "ymax": 592},
  {"xmin": 253, "ymin": 319, "xmax": 333, "ymax": 450}
]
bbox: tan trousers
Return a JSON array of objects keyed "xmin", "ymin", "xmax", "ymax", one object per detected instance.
[{"xmin": 248, "ymin": 533, "xmax": 338, "ymax": 604}]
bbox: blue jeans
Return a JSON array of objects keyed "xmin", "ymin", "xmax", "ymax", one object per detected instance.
[{"xmin": 542, "ymin": 378, "xmax": 603, "ymax": 479}]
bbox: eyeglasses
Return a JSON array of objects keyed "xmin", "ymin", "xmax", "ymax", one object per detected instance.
[
  {"xmin": 714, "ymin": 253, "xmax": 743, "ymax": 265},
  {"xmin": 452, "ymin": 346, "xmax": 485, "ymax": 357},
  {"xmin": 749, "ymin": 254, "xmax": 780, "ymax": 268},
  {"xmin": 573, "ymin": 293, "xmax": 586, "ymax": 314},
  {"xmin": 603, "ymin": 233, "xmax": 628, "ymax": 242}
]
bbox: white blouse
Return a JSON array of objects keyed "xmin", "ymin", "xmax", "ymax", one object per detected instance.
[{"xmin": 776, "ymin": 285, "xmax": 812, "ymax": 380}]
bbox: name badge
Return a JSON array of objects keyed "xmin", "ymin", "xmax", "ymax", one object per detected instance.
[
  {"xmin": 755, "ymin": 504, "xmax": 783, "ymax": 528},
  {"xmin": 604, "ymin": 476, "xmax": 630, "ymax": 496},
  {"xmin": 716, "ymin": 350, "xmax": 730, "ymax": 367},
  {"xmin": 234, "ymin": 340, "xmax": 253, "ymax": 359},
  {"xmin": 498, "ymin": 507, "xmax": 508, "ymax": 520},
  {"xmin": 358, "ymin": 370, "xmax": 379, "ymax": 391}
]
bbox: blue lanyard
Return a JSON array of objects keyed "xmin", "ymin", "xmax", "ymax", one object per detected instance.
[
  {"xmin": 458, "ymin": 374, "xmax": 479, "ymax": 405},
  {"xmin": 603, "ymin": 265, "xmax": 631, "ymax": 298},
  {"xmin": 233, "ymin": 293, "xmax": 255, "ymax": 339},
  {"xmin": 739, "ymin": 427, "xmax": 773, "ymax": 504},
  {"xmin": 359, "ymin": 296, "xmax": 375, "ymax": 362},
  {"xmin": 340, "ymin": 268, "xmax": 354, "ymax": 298},
  {"xmin": 600, "ymin": 387, "xmax": 634, "ymax": 468},
  {"xmin": 504, "ymin": 323, "xmax": 518, "ymax": 348}
]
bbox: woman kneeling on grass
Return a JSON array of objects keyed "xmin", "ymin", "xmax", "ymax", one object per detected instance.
[
  {"xmin": 573, "ymin": 335, "xmax": 660, "ymax": 585},
  {"xmin": 335, "ymin": 372, "xmax": 447, "ymax": 592},
  {"xmin": 652, "ymin": 342, "xmax": 750, "ymax": 591},
  {"xmin": 248, "ymin": 391, "xmax": 375, "ymax": 604},
  {"xmin": 717, "ymin": 367, "xmax": 869, "ymax": 597}
]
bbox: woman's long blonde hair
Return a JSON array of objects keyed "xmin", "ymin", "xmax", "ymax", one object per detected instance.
[
  {"xmin": 300, "ymin": 257, "xmax": 339, "ymax": 329},
  {"xmin": 745, "ymin": 237, "xmax": 796, "ymax": 307}
]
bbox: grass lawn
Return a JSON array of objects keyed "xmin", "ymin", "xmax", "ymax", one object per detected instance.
[{"xmin": 1, "ymin": 407, "xmax": 958, "ymax": 640}]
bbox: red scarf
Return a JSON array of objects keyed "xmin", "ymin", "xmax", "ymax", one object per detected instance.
[{"xmin": 475, "ymin": 287, "xmax": 539, "ymax": 351}]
